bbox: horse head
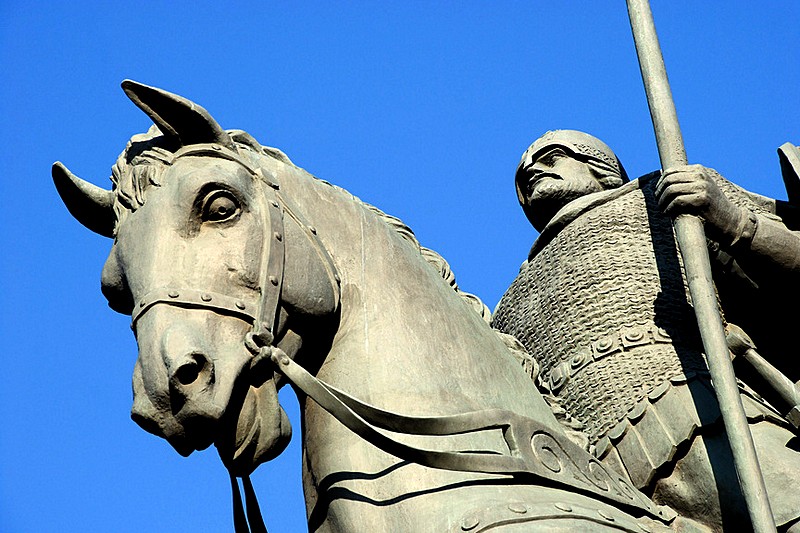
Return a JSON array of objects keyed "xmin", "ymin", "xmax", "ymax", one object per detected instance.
[{"xmin": 54, "ymin": 81, "xmax": 340, "ymax": 478}]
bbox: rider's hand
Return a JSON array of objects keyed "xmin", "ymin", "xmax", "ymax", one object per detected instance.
[{"xmin": 656, "ymin": 164, "xmax": 747, "ymax": 245}]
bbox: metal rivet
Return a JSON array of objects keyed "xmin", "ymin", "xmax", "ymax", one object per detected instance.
[
  {"xmin": 168, "ymin": 291, "xmax": 179, "ymax": 298},
  {"xmin": 271, "ymin": 183, "xmax": 280, "ymax": 190},
  {"xmin": 201, "ymin": 293, "xmax": 212, "ymax": 302},
  {"xmin": 212, "ymin": 145, "xmax": 221, "ymax": 151},
  {"xmin": 235, "ymin": 300, "xmax": 246, "ymax": 310},
  {"xmin": 460, "ymin": 516, "xmax": 480, "ymax": 531},
  {"xmin": 508, "ymin": 503, "xmax": 527, "ymax": 514},
  {"xmin": 274, "ymin": 232, "xmax": 283, "ymax": 241},
  {"xmin": 625, "ymin": 331, "xmax": 644, "ymax": 342},
  {"xmin": 269, "ymin": 276, "xmax": 279, "ymax": 286},
  {"xmin": 309, "ymin": 226, "xmax": 317, "ymax": 235},
  {"xmin": 554, "ymin": 503, "xmax": 572, "ymax": 513},
  {"xmin": 271, "ymin": 200, "xmax": 279, "ymax": 208},
  {"xmin": 597, "ymin": 510, "xmax": 615, "ymax": 522}
]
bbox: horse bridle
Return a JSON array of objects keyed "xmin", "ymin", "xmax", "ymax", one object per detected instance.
[
  {"xmin": 130, "ymin": 144, "xmax": 292, "ymax": 342},
  {"xmin": 128, "ymin": 143, "xmax": 674, "ymax": 530},
  {"xmin": 128, "ymin": 142, "xmax": 337, "ymax": 533}
]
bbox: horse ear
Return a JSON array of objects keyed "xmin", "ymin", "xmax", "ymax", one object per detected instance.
[
  {"xmin": 121, "ymin": 80, "xmax": 235, "ymax": 150},
  {"xmin": 52, "ymin": 162, "xmax": 116, "ymax": 238}
]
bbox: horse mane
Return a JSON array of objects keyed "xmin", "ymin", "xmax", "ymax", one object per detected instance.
[{"xmin": 356, "ymin": 200, "xmax": 494, "ymax": 323}]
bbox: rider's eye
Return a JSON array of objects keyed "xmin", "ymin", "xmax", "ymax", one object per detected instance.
[
  {"xmin": 202, "ymin": 191, "xmax": 240, "ymax": 222},
  {"xmin": 540, "ymin": 149, "xmax": 565, "ymax": 166}
]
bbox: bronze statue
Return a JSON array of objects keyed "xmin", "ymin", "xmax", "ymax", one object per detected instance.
[
  {"xmin": 493, "ymin": 129, "xmax": 800, "ymax": 531},
  {"xmin": 53, "ymin": 81, "xmax": 713, "ymax": 532}
]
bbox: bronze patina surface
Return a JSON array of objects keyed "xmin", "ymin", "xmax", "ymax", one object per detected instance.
[
  {"xmin": 55, "ymin": 81, "xmax": 702, "ymax": 532},
  {"xmin": 49, "ymin": 9, "xmax": 799, "ymax": 533}
]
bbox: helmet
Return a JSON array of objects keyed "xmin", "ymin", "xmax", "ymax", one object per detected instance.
[{"xmin": 515, "ymin": 130, "xmax": 628, "ymax": 208}]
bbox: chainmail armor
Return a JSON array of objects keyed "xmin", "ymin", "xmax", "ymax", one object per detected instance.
[
  {"xmin": 495, "ymin": 174, "xmax": 704, "ymax": 443},
  {"xmin": 494, "ymin": 170, "xmax": 777, "ymax": 446},
  {"xmin": 573, "ymin": 143, "xmax": 619, "ymax": 170}
]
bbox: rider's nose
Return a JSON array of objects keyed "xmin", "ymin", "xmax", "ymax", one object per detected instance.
[{"xmin": 161, "ymin": 325, "xmax": 214, "ymax": 402}]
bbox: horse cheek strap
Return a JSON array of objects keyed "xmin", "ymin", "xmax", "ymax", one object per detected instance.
[
  {"xmin": 250, "ymin": 173, "xmax": 286, "ymax": 345},
  {"xmin": 228, "ymin": 175, "xmax": 287, "ymax": 533}
]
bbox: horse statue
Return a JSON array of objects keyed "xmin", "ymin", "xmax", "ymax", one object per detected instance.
[{"xmin": 53, "ymin": 81, "xmax": 704, "ymax": 532}]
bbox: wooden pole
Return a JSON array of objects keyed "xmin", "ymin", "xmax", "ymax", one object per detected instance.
[{"xmin": 625, "ymin": 1, "xmax": 776, "ymax": 531}]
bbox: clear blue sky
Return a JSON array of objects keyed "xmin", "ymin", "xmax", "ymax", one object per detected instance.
[{"xmin": 1, "ymin": 2, "xmax": 798, "ymax": 532}]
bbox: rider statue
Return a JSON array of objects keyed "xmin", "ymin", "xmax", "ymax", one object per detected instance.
[{"xmin": 492, "ymin": 130, "xmax": 800, "ymax": 531}]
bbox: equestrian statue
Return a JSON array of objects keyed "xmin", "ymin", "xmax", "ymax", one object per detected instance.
[
  {"xmin": 51, "ymin": 7, "xmax": 799, "ymax": 532},
  {"xmin": 54, "ymin": 80, "xmax": 706, "ymax": 532}
]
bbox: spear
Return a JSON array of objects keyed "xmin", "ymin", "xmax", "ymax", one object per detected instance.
[{"xmin": 625, "ymin": 1, "xmax": 776, "ymax": 531}]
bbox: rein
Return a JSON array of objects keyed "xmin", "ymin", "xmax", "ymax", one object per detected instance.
[{"xmin": 261, "ymin": 345, "xmax": 674, "ymax": 523}]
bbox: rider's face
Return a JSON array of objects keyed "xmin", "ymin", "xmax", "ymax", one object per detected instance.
[{"xmin": 523, "ymin": 147, "xmax": 604, "ymax": 207}]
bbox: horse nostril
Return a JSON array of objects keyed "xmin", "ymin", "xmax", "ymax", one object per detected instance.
[{"xmin": 173, "ymin": 353, "xmax": 210, "ymax": 387}]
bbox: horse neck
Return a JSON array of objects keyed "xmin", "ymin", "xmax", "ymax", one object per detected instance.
[
  {"xmin": 286, "ymin": 171, "xmax": 558, "ymax": 423},
  {"xmin": 279, "ymin": 170, "xmax": 571, "ymax": 531}
]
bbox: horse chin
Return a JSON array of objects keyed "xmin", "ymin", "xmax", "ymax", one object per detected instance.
[{"xmin": 216, "ymin": 375, "xmax": 292, "ymax": 477}]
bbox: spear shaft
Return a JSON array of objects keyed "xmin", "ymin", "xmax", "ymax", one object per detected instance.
[{"xmin": 625, "ymin": 1, "xmax": 776, "ymax": 531}]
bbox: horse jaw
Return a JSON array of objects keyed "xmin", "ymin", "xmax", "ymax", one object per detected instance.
[{"xmin": 216, "ymin": 373, "xmax": 292, "ymax": 477}]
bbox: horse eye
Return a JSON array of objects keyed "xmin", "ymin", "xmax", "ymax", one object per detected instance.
[{"xmin": 202, "ymin": 191, "xmax": 240, "ymax": 222}]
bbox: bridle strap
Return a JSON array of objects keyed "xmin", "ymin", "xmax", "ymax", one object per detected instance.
[
  {"xmin": 129, "ymin": 143, "xmax": 339, "ymax": 343},
  {"xmin": 231, "ymin": 473, "xmax": 268, "ymax": 533},
  {"xmin": 131, "ymin": 288, "xmax": 259, "ymax": 328},
  {"xmin": 129, "ymin": 145, "xmax": 288, "ymax": 340},
  {"xmin": 253, "ymin": 177, "xmax": 286, "ymax": 340}
]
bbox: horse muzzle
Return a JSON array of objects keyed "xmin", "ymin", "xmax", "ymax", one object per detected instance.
[
  {"xmin": 129, "ymin": 307, "xmax": 291, "ymax": 473},
  {"xmin": 130, "ymin": 318, "xmax": 241, "ymax": 453}
]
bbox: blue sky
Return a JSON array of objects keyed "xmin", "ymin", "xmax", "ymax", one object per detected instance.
[{"xmin": 1, "ymin": 2, "xmax": 798, "ymax": 532}]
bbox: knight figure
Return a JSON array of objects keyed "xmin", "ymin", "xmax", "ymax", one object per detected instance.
[{"xmin": 492, "ymin": 130, "xmax": 800, "ymax": 531}]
